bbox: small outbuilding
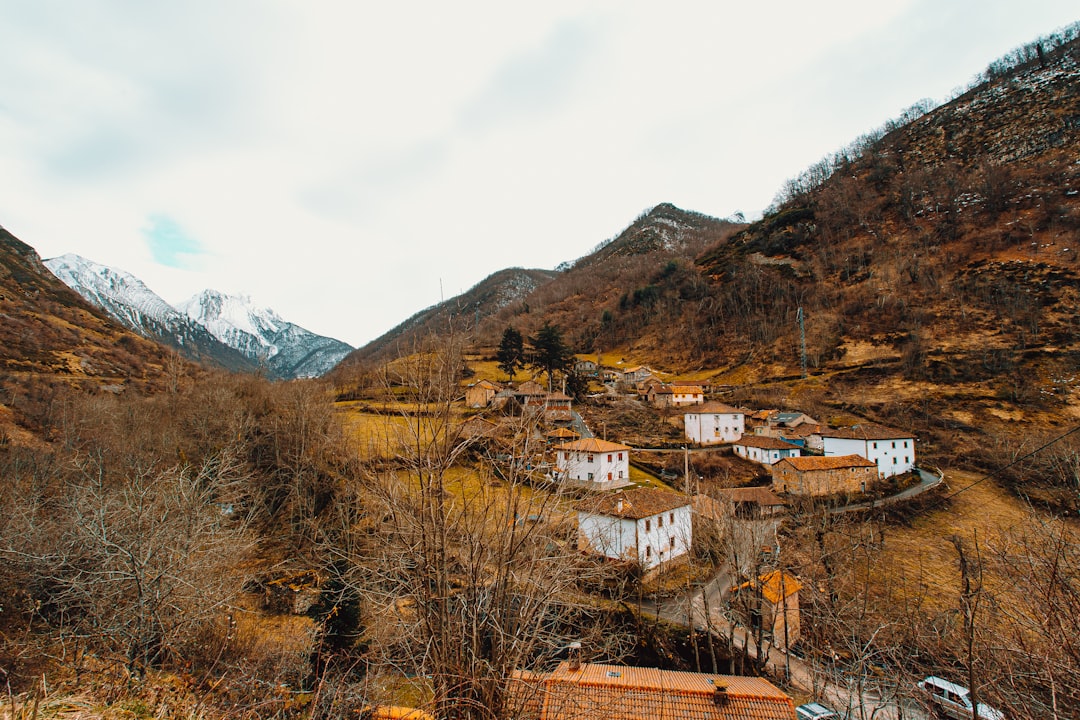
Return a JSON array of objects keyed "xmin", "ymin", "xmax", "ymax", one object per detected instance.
[{"xmin": 771, "ymin": 454, "xmax": 878, "ymax": 496}]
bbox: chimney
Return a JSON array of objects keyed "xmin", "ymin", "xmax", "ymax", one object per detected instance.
[
  {"xmin": 712, "ymin": 683, "xmax": 728, "ymax": 707},
  {"xmin": 567, "ymin": 642, "xmax": 582, "ymax": 671}
]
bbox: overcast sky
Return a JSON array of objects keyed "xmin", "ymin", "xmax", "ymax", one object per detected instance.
[{"xmin": 1, "ymin": 1, "xmax": 1076, "ymax": 347}]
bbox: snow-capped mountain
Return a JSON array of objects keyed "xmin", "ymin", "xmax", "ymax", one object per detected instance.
[
  {"xmin": 44, "ymin": 254, "xmax": 257, "ymax": 374},
  {"xmin": 179, "ymin": 289, "xmax": 353, "ymax": 378},
  {"xmin": 44, "ymin": 254, "xmax": 353, "ymax": 379}
]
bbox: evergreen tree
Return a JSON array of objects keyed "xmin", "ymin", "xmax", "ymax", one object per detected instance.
[
  {"xmin": 529, "ymin": 322, "xmax": 573, "ymax": 392},
  {"xmin": 496, "ymin": 326, "xmax": 524, "ymax": 381}
]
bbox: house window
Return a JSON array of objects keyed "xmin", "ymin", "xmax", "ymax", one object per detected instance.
[
  {"xmin": 905, "ymin": 456, "xmax": 910, "ymax": 464},
  {"xmin": 892, "ymin": 441, "xmax": 896, "ymax": 449},
  {"xmin": 607, "ymin": 454, "xmax": 612, "ymax": 462},
  {"xmin": 618, "ymin": 452, "xmax": 623, "ymax": 461},
  {"xmin": 669, "ymin": 513, "xmax": 674, "ymax": 523},
  {"xmin": 658, "ymin": 516, "xmax": 664, "ymax": 529},
  {"xmin": 904, "ymin": 440, "xmax": 909, "ymax": 448},
  {"xmin": 645, "ymin": 546, "xmax": 652, "ymax": 559},
  {"xmin": 893, "ymin": 457, "xmax": 897, "ymax": 464},
  {"xmin": 872, "ymin": 442, "xmax": 878, "ymax": 449},
  {"xmin": 587, "ymin": 455, "xmax": 594, "ymax": 463},
  {"xmin": 670, "ymin": 537, "xmax": 676, "ymax": 550},
  {"xmin": 618, "ymin": 470, "xmax": 623, "ymax": 479},
  {"xmin": 587, "ymin": 472, "xmax": 594, "ymax": 481},
  {"xmin": 645, "ymin": 520, "xmax": 651, "ymax": 532}
]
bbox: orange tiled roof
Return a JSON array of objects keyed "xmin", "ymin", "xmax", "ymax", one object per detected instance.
[
  {"xmin": 775, "ymin": 454, "xmax": 876, "ymax": 472},
  {"xmin": 670, "ymin": 384, "xmax": 704, "ymax": 394},
  {"xmin": 576, "ymin": 487, "xmax": 690, "ymax": 519},
  {"xmin": 716, "ymin": 487, "xmax": 787, "ymax": 506},
  {"xmin": 555, "ymin": 438, "xmax": 631, "ymax": 453},
  {"xmin": 688, "ymin": 401, "xmax": 743, "ymax": 414},
  {"xmin": 734, "ymin": 434, "xmax": 800, "ymax": 450},
  {"xmin": 818, "ymin": 424, "xmax": 913, "ymax": 441},
  {"xmin": 757, "ymin": 570, "xmax": 803, "ymax": 604},
  {"xmin": 546, "ymin": 427, "xmax": 580, "ymax": 439},
  {"xmin": 509, "ymin": 662, "xmax": 795, "ymax": 720}
]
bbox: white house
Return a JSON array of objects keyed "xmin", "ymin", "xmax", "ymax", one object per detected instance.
[
  {"xmin": 818, "ymin": 424, "xmax": 916, "ymax": 478},
  {"xmin": 648, "ymin": 383, "xmax": 704, "ymax": 407},
  {"xmin": 684, "ymin": 401, "xmax": 745, "ymax": 445},
  {"xmin": 554, "ymin": 438, "xmax": 631, "ymax": 490},
  {"xmin": 576, "ymin": 487, "xmax": 692, "ymax": 573},
  {"xmin": 732, "ymin": 434, "xmax": 802, "ymax": 465}
]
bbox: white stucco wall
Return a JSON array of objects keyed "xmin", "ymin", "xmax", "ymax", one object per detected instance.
[
  {"xmin": 685, "ymin": 411, "xmax": 745, "ymax": 445},
  {"xmin": 578, "ymin": 505, "xmax": 693, "ymax": 571},
  {"xmin": 823, "ymin": 436, "xmax": 915, "ymax": 478},
  {"xmin": 557, "ymin": 448, "xmax": 629, "ymax": 486}
]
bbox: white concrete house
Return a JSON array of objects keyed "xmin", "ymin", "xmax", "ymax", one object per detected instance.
[
  {"xmin": 732, "ymin": 434, "xmax": 802, "ymax": 466},
  {"xmin": 818, "ymin": 425, "xmax": 916, "ymax": 478},
  {"xmin": 576, "ymin": 487, "xmax": 692, "ymax": 573},
  {"xmin": 684, "ymin": 401, "xmax": 745, "ymax": 445},
  {"xmin": 554, "ymin": 438, "xmax": 631, "ymax": 490}
]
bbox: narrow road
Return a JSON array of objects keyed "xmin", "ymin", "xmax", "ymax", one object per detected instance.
[
  {"xmin": 829, "ymin": 467, "xmax": 944, "ymax": 515},
  {"xmin": 643, "ymin": 577, "xmax": 930, "ymax": 719}
]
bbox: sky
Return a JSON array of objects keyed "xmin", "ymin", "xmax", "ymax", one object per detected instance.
[{"xmin": 1, "ymin": 1, "xmax": 1077, "ymax": 348}]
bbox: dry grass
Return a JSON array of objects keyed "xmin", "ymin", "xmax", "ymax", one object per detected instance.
[{"xmin": 871, "ymin": 470, "xmax": 1040, "ymax": 613}]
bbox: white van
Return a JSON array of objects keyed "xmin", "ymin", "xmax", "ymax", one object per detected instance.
[{"xmin": 916, "ymin": 676, "xmax": 1005, "ymax": 720}]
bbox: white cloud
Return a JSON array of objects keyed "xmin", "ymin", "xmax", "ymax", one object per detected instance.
[{"xmin": 0, "ymin": 0, "xmax": 1076, "ymax": 347}]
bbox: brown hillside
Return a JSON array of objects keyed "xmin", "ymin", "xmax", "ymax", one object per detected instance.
[{"xmin": 0, "ymin": 226, "xmax": 178, "ymax": 433}]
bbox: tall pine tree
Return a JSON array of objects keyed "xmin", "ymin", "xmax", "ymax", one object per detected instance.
[
  {"xmin": 529, "ymin": 322, "xmax": 573, "ymax": 392},
  {"xmin": 496, "ymin": 326, "xmax": 524, "ymax": 381}
]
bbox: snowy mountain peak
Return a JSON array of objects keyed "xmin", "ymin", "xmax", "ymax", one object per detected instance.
[
  {"xmin": 44, "ymin": 256, "xmax": 353, "ymax": 379},
  {"xmin": 45, "ymin": 253, "xmax": 178, "ymax": 324},
  {"xmin": 179, "ymin": 289, "xmax": 285, "ymax": 355}
]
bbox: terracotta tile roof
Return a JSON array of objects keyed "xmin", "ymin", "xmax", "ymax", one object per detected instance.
[
  {"xmin": 734, "ymin": 435, "xmax": 800, "ymax": 450},
  {"xmin": 546, "ymin": 427, "xmax": 580, "ymax": 439},
  {"xmin": 757, "ymin": 570, "xmax": 803, "ymax": 604},
  {"xmin": 365, "ymin": 707, "xmax": 436, "ymax": 720},
  {"xmin": 691, "ymin": 494, "xmax": 727, "ymax": 521},
  {"xmin": 555, "ymin": 438, "xmax": 631, "ymax": 453},
  {"xmin": 670, "ymin": 384, "xmax": 704, "ymax": 394},
  {"xmin": 517, "ymin": 380, "xmax": 548, "ymax": 395},
  {"xmin": 576, "ymin": 487, "xmax": 690, "ymax": 519},
  {"xmin": 817, "ymin": 424, "xmax": 913, "ymax": 441},
  {"xmin": 510, "ymin": 662, "xmax": 795, "ymax": 720},
  {"xmin": 775, "ymin": 454, "xmax": 876, "ymax": 472},
  {"xmin": 716, "ymin": 487, "xmax": 787, "ymax": 507},
  {"xmin": 687, "ymin": 401, "xmax": 743, "ymax": 414},
  {"xmin": 786, "ymin": 423, "xmax": 823, "ymax": 438}
]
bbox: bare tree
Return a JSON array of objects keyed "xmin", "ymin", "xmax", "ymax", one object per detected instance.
[{"xmin": 321, "ymin": 339, "xmax": 632, "ymax": 720}]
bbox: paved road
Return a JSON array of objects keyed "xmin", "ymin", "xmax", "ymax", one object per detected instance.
[
  {"xmin": 644, "ymin": 576, "xmax": 930, "ymax": 719},
  {"xmin": 829, "ymin": 467, "xmax": 944, "ymax": 515}
]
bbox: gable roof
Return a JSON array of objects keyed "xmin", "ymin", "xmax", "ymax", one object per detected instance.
[
  {"xmin": 734, "ymin": 434, "xmax": 801, "ymax": 450},
  {"xmin": 715, "ymin": 487, "xmax": 787, "ymax": 507},
  {"xmin": 737, "ymin": 571, "xmax": 803, "ymax": 605},
  {"xmin": 576, "ymin": 487, "xmax": 690, "ymax": 519},
  {"xmin": 516, "ymin": 380, "xmax": 547, "ymax": 395},
  {"xmin": 818, "ymin": 424, "xmax": 913, "ymax": 441},
  {"xmin": 510, "ymin": 662, "xmax": 795, "ymax": 720},
  {"xmin": 555, "ymin": 438, "xmax": 631, "ymax": 453},
  {"xmin": 670, "ymin": 384, "xmax": 703, "ymax": 393},
  {"xmin": 775, "ymin": 454, "xmax": 877, "ymax": 472},
  {"xmin": 687, "ymin": 401, "xmax": 743, "ymax": 415}
]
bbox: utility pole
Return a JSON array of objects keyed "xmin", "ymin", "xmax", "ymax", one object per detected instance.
[{"xmin": 797, "ymin": 307, "xmax": 807, "ymax": 379}]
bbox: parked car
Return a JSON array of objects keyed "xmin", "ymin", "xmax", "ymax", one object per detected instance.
[
  {"xmin": 795, "ymin": 702, "xmax": 841, "ymax": 720},
  {"xmin": 916, "ymin": 676, "xmax": 1005, "ymax": 720}
]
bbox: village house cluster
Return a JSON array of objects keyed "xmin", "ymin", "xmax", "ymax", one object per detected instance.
[{"xmin": 461, "ymin": 360, "xmax": 920, "ymax": 653}]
